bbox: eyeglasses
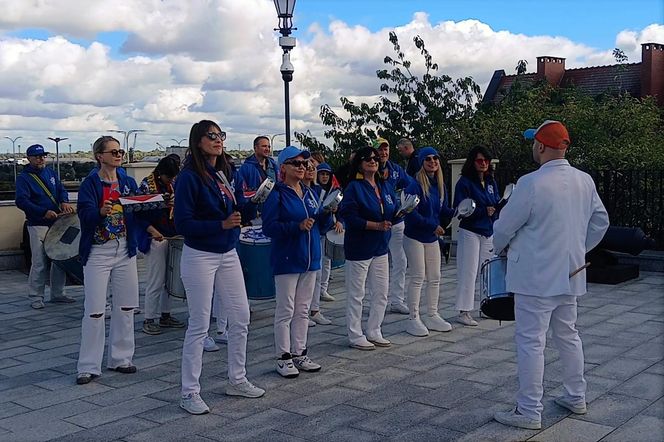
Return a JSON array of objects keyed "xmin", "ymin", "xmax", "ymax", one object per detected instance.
[
  {"xmin": 475, "ymin": 158, "xmax": 490, "ymax": 165},
  {"xmin": 102, "ymin": 149, "xmax": 125, "ymax": 157},
  {"xmin": 205, "ymin": 131, "xmax": 227, "ymax": 141},
  {"xmin": 306, "ymin": 164, "xmax": 316, "ymax": 171},
  {"xmin": 284, "ymin": 160, "xmax": 309, "ymax": 168},
  {"xmin": 30, "ymin": 155, "xmax": 47, "ymax": 159},
  {"xmin": 424, "ymin": 155, "xmax": 440, "ymax": 162},
  {"xmin": 361, "ymin": 156, "xmax": 379, "ymax": 162}
]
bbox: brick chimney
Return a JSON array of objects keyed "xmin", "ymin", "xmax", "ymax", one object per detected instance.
[
  {"xmin": 536, "ymin": 56, "xmax": 566, "ymax": 86},
  {"xmin": 641, "ymin": 43, "xmax": 664, "ymax": 106}
]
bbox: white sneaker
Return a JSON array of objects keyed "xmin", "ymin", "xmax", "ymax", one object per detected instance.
[
  {"xmin": 406, "ymin": 317, "xmax": 429, "ymax": 337},
  {"xmin": 293, "ymin": 354, "xmax": 322, "ymax": 372},
  {"xmin": 494, "ymin": 407, "xmax": 541, "ymax": 430},
  {"xmin": 276, "ymin": 357, "xmax": 299, "ymax": 378},
  {"xmin": 349, "ymin": 336, "xmax": 375, "ymax": 351},
  {"xmin": 180, "ymin": 392, "xmax": 210, "ymax": 415},
  {"xmin": 320, "ymin": 292, "xmax": 336, "ymax": 302},
  {"xmin": 423, "ymin": 314, "xmax": 452, "ymax": 332},
  {"xmin": 554, "ymin": 396, "xmax": 587, "ymax": 414},
  {"xmin": 310, "ymin": 311, "xmax": 332, "ymax": 325},
  {"xmin": 457, "ymin": 312, "xmax": 478, "ymax": 327},
  {"xmin": 203, "ymin": 336, "xmax": 220, "ymax": 352},
  {"xmin": 214, "ymin": 331, "xmax": 228, "ymax": 344},
  {"xmin": 389, "ymin": 302, "xmax": 410, "ymax": 315},
  {"xmin": 366, "ymin": 334, "xmax": 391, "ymax": 347},
  {"xmin": 308, "ymin": 319, "xmax": 316, "ymax": 327},
  {"xmin": 226, "ymin": 380, "xmax": 265, "ymax": 398}
]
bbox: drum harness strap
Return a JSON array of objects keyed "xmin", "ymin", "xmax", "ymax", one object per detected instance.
[{"xmin": 29, "ymin": 173, "xmax": 59, "ymax": 209}]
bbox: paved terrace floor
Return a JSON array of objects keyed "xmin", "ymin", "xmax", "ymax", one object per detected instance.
[{"xmin": 0, "ymin": 260, "xmax": 663, "ymax": 442}]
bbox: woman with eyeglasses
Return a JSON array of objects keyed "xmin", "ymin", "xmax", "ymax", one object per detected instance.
[
  {"xmin": 262, "ymin": 146, "xmax": 332, "ymax": 378},
  {"xmin": 453, "ymin": 145, "xmax": 500, "ymax": 326},
  {"xmin": 175, "ymin": 120, "xmax": 265, "ymax": 415},
  {"xmin": 76, "ymin": 136, "xmax": 141, "ymax": 385},
  {"xmin": 339, "ymin": 146, "xmax": 399, "ymax": 350},
  {"xmin": 403, "ymin": 147, "xmax": 455, "ymax": 337},
  {"xmin": 137, "ymin": 156, "xmax": 185, "ymax": 335}
]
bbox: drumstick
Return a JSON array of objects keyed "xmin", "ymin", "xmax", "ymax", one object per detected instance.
[
  {"xmin": 569, "ymin": 262, "xmax": 591, "ymax": 278},
  {"xmin": 162, "ymin": 235, "xmax": 184, "ymax": 241}
]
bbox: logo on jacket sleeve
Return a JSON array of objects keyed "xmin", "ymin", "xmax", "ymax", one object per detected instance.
[
  {"xmin": 50, "ymin": 177, "xmax": 56, "ymax": 186},
  {"xmin": 384, "ymin": 194, "xmax": 394, "ymax": 206},
  {"xmin": 487, "ymin": 184, "xmax": 494, "ymax": 194}
]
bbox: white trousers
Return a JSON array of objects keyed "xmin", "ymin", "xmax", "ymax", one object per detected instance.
[
  {"xmin": 455, "ymin": 228, "xmax": 494, "ymax": 312},
  {"xmin": 77, "ymin": 239, "xmax": 138, "ymax": 375},
  {"xmin": 312, "ymin": 236, "xmax": 332, "ymax": 312},
  {"xmin": 27, "ymin": 225, "xmax": 66, "ymax": 301},
  {"xmin": 143, "ymin": 239, "xmax": 172, "ymax": 319},
  {"xmin": 180, "ymin": 246, "xmax": 250, "ymax": 395},
  {"xmin": 514, "ymin": 294, "xmax": 586, "ymax": 420},
  {"xmin": 345, "ymin": 254, "xmax": 389, "ymax": 343},
  {"xmin": 403, "ymin": 237, "xmax": 441, "ymax": 318},
  {"xmin": 274, "ymin": 272, "xmax": 316, "ymax": 357},
  {"xmin": 388, "ymin": 222, "xmax": 407, "ymax": 305}
]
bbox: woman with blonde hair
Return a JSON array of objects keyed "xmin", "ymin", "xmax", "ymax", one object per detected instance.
[{"xmin": 403, "ymin": 147, "xmax": 455, "ymax": 337}]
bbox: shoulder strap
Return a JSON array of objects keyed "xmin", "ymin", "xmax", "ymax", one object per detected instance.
[{"xmin": 29, "ymin": 173, "xmax": 58, "ymax": 207}]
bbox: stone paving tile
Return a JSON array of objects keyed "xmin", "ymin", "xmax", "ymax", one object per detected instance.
[
  {"xmin": 641, "ymin": 397, "xmax": 664, "ymax": 419},
  {"xmin": 0, "ymin": 402, "xmax": 30, "ymax": 420},
  {"xmin": 316, "ymin": 427, "xmax": 384, "ymax": 442},
  {"xmin": 387, "ymin": 423, "xmax": 465, "ymax": 441},
  {"xmin": 0, "ymin": 399, "xmax": 100, "ymax": 431},
  {"xmin": 199, "ymin": 408, "xmax": 302, "ymax": 442},
  {"xmin": 64, "ymin": 397, "xmax": 168, "ymax": 428},
  {"xmin": 0, "ymin": 385, "xmax": 51, "ymax": 404},
  {"xmin": 587, "ymin": 357, "xmax": 656, "ymax": 381},
  {"xmin": 611, "ymin": 372, "xmax": 664, "ymax": 401},
  {"xmin": 50, "ymin": 416, "xmax": 158, "ymax": 442},
  {"xmin": 600, "ymin": 415, "xmax": 664, "ymax": 442},
  {"xmin": 124, "ymin": 412, "xmax": 232, "ymax": 441},
  {"xmin": 456, "ymin": 420, "xmax": 539, "ymax": 441},
  {"xmin": 347, "ymin": 382, "xmax": 434, "ymax": 412},
  {"xmin": 13, "ymin": 382, "xmax": 112, "ymax": 409},
  {"xmin": 275, "ymin": 385, "xmax": 363, "ymax": 416},
  {"xmin": 577, "ymin": 393, "xmax": 652, "ymax": 427},
  {"xmin": 277, "ymin": 404, "xmax": 375, "ymax": 439},
  {"xmin": 406, "ymin": 363, "xmax": 477, "ymax": 389},
  {"xmin": 351, "ymin": 400, "xmax": 442, "ymax": 436},
  {"xmin": 428, "ymin": 397, "xmax": 511, "ymax": 433},
  {"xmin": 1, "ymin": 420, "xmax": 84, "ymax": 442},
  {"xmin": 532, "ymin": 417, "xmax": 614, "ymax": 442},
  {"xmin": 415, "ymin": 379, "xmax": 495, "ymax": 409},
  {"xmin": 82, "ymin": 379, "xmax": 175, "ymax": 407}
]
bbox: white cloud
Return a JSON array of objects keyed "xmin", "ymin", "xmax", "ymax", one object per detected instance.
[{"xmin": 0, "ymin": 1, "xmax": 661, "ymax": 152}]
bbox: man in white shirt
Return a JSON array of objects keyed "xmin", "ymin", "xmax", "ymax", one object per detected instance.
[{"xmin": 492, "ymin": 120, "xmax": 609, "ymax": 430}]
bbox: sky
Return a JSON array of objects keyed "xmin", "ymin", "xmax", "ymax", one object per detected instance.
[{"xmin": 0, "ymin": 0, "xmax": 662, "ymax": 154}]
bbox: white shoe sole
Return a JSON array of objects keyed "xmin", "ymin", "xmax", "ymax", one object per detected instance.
[
  {"xmin": 180, "ymin": 403, "xmax": 210, "ymax": 415},
  {"xmin": 226, "ymin": 387, "xmax": 265, "ymax": 398},
  {"xmin": 349, "ymin": 343, "xmax": 375, "ymax": 351}
]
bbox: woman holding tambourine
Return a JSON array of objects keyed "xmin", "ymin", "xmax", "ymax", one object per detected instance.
[{"xmin": 453, "ymin": 145, "xmax": 500, "ymax": 326}]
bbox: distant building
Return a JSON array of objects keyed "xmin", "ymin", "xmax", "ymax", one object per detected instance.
[{"xmin": 483, "ymin": 42, "xmax": 664, "ymax": 106}]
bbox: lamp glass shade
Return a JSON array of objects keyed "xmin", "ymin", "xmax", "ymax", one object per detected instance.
[{"xmin": 274, "ymin": 0, "xmax": 296, "ymax": 17}]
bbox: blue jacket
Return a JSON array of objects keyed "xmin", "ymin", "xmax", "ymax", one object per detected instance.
[
  {"xmin": 136, "ymin": 175, "xmax": 178, "ymax": 254},
  {"xmin": 404, "ymin": 175, "xmax": 454, "ymax": 243},
  {"xmin": 174, "ymin": 162, "xmax": 247, "ymax": 254},
  {"xmin": 262, "ymin": 181, "xmax": 332, "ymax": 275},
  {"xmin": 339, "ymin": 179, "xmax": 399, "ymax": 261},
  {"xmin": 15, "ymin": 165, "xmax": 69, "ymax": 226},
  {"xmin": 77, "ymin": 169, "xmax": 139, "ymax": 266},
  {"xmin": 381, "ymin": 160, "xmax": 413, "ymax": 226},
  {"xmin": 454, "ymin": 175, "xmax": 501, "ymax": 237},
  {"xmin": 237, "ymin": 154, "xmax": 278, "ymax": 196}
]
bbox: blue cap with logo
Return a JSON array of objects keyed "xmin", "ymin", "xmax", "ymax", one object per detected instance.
[
  {"xmin": 26, "ymin": 144, "xmax": 50, "ymax": 157},
  {"xmin": 277, "ymin": 145, "xmax": 311, "ymax": 167},
  {"xmin": 417, "ymin": 146, "xmax": 439, "ymax": 168}
]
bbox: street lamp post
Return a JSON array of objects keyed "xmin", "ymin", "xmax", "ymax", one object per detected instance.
[
  {"xmin": 171, "ymin": 138, "xmax": 186, "ymax": 146},
  {"xmin": 270, "ymin": 132, "xmax": 286, "ymax": 149},
  {"xmin": 48, "ymin": 137, "xmax": 68, "ymax": 179},
  {"xmin": 4, "ymin": 136, "xmax": 22, "ymax": 182},
  {"xmin": 273, "ymin": 0, "xmax": 297, "ymax": 146},
  {"xmin": 109, "ymin": 129, "xmax": 145, "ymax": 163}
]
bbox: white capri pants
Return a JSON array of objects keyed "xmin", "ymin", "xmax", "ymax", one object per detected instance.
[
  {"xmin": 345, "ymin": 254, "xmax": 389, "ymax": 344},
  {"xmin": 180, "ymin": 245, "xmax": 250, "ymax": 396},
  {"xmin": 77, "ymin": 238, "xmax": 139, "ymax": 375},
  {"xmin": 455, "ymin": 228, "xmax": 493, "ymax": 312},
  {"xmin": 274, "ymin": 271, "xmax": 317, "ymax": 357}
]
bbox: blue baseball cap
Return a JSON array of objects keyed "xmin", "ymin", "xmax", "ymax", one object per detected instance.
[
  {"xmin": 317, "ymin": 162, "xmax": 332, "ymax": 173},
  {"xmin": 277, "ymin": 145, "xmax": 311, "ymax": 167},
  {"xmin": 26, "ymin": 144, "xmax": 50, "ymax": 157}
]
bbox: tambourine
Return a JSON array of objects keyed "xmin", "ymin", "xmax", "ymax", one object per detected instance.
[
  {"xmin": 321, "ymin": 188, "xmax": 343, "ymax": 212},
  {"xmin": 251, "ymin": 178, "xmax": 275, "ymax": 204},
  {"xmin": 395, "ymin": 193, "xmax": 420, "ymax": 218}
]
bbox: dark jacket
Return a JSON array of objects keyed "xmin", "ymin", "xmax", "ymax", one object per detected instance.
[
  {"xmin": 404, "ymin": 175, "xmax": 454, "ymax": 244},
  {"xmin": 15, "ymin": 165, "xmax": 69, "ymax": 226},
  {"xmin": 454, "ymin": 175, "xmax": 501, "ymax": 237}
]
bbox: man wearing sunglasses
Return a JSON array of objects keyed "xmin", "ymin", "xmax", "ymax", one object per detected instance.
[
  {"xmin": 238, "ymin": 136, "xmax": 278, "ymax": 204},
  {"xmin": 15, "ymin": 144, "xmax": 76, "ymax": 309}
]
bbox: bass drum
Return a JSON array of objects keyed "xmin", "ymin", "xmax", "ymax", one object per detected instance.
[
  {"xmin": 479, "ymin": 256, "xmax": 515, "ymax": 321},
  {"xmin": 43, "ymin": 214, "xmax": 84, "ymax": 284},
  {"xmin": 166, "ymin": 237, "xmax": 186, "ymax": 299},
  {"xmin": 237, "ymin": 226, "xmax": 275, "ymax": 300},
  {"xmin": 325, "ymin": 230, "xmax": 345, "ymax": 269}
]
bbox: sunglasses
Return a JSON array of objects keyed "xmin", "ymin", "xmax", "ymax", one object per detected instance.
[
  {"xmin": 361, "ymin": 155, "xmax": 379, "ymax": 162},
  {"xmin": 102, "ymin": 149, "xmax": 126, "ymax": 157},
  {"xmin": 424, "ymin": 155, "xmax": 440, "ymax": 162},
  {"xmin": 284, "ymin": 160, "xmax": 309, "ymax": 168},
  {"xmin": 205, "ymin": 131, "xmax": 227, "ymax": 141},
  {"xmin": 475, "ymin": 158, "xmax": 490, "ymax": 165}
]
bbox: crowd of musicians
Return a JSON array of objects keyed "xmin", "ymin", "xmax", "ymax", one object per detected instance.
[{"xmin": 16, "ymin": 118, "xmax": 609, "ymax": 429}]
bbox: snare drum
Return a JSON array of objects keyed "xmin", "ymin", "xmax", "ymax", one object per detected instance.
[
  {"xmin": 166, "ymin": 237, "xmax": 186, "ymax": 299},
  {"xmin": 43, "ymin": 214, "xmax": 84, "ymax": 284},
  {"xmin": 325, "ymin": 231, "xmax": 345, "ymax": 269},
  {"xmin": 237, "ymin": 226, "xmax": 275, "ymax": 300},
  {"xmin": 479, "ymin": 256, "xmax": 514, "ymax": 321}
]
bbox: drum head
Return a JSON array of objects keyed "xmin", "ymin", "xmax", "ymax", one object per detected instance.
[
  {"xmin": 480, "ymin": 296, "xmax": 515, "ymax": 321},
  {"xmin": 240, "ymin": 226, "xmax": 270, "ymax": 244},
  {"xmin": 322, "ymin": 189, "xmax": 342, "ymax": 211},
  {"xmin": 457, "ymin": 198, "xmax": 476, "ymax": 218},
  {"xmin": 325, "ymin": 230, "xmax": 344, "ymax": 245},
  {"xmin": 253, "ymin": 178, "xmax": 275, "ymax": 203},
  {"xmin": 44, "ymin": 214, "xmax": 81, "ymax": 261}
]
